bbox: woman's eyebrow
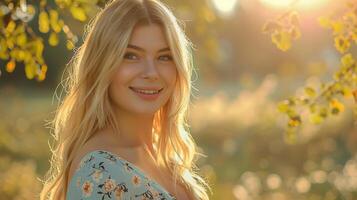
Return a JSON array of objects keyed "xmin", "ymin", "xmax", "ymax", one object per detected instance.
[{"xmin": 127, "ymin": 44, "xmax": 170, "ymax": 52}]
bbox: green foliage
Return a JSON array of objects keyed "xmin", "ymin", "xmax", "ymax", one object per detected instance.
[
  {"xmin": 317, "ymin": 2, "xmax": 357, "ymax": 54},
  {"xmin": 188, "ymin": 83, "xmax": 356, "ymax": 199},
  {"xmin": 262, "ymin": 10, "xmax": 301, "ymax": 51},
  {"xmin": 1, "ymin": 0, "xmax": 221, "ymax": 82},
  {"xmin": 270, "ymin": 1, "xmax": 357, "ymax": 142},
  {"xmin": 0, "ymin": 0, "xmax": 103, "ymax": 81},
  {"xmin": 278, "ymin": 54, "xmax": 356, "ymax": 142}
]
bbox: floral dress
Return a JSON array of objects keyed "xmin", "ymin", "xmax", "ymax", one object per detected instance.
[{"xmin": 66, "ymin": 150, "xmax": 177, "ymax": 200}]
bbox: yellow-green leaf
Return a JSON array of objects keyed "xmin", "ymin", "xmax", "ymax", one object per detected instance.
[
  {"xmin": 309, "ymin": 113, "xmax": 323, "ymax": 124},
  {"xmin": 25, "ymin": 64, "xmax": 36, "ymax": 79},
  {"xmin": 10, "ymin": 49, "xmax": 18, "ymax": 60},
  {"xmin": 49, "ymin": 9, "xmax": 58, "ymax": 21},
  {"xmin": 49, "ymin": 32, "xmax": 59, "ymax": 46},
  {"xmin": 6, "ymin": 21, "xmax": 16, "ymax": 33},
  {"xmin": 58, "ymin": 19, "xmax": 65, "ymax": 28},
  {"xmin": 6, "ymin": 59, "xmax": 16, "ymax": 73},
  {"xmin": 39, "ymin": 11, "xmax": 50, "ymax": 33},
  {"xmin": 330, "ymin": 99, "xmax": 344, "ymax": 115},
  {"xmin": 288, "ymin": 116, "xmax": 301, "ymax": 127},
  {"xmin": 304, "ymin": 87, "xmax": 316, "ymax": 97},
  {"xmin": 334, "ymin": 35, "xmax": 350, "ymax": 54},
  {"xmin": 14, "ymin": 24, "xmax": 25, "ymax": 35},
  {"xmin": 331, "ymin": 21, "xmax": 344, "ymax": 35},
  {"xmin": 0, "ymin": 38, "xmax": 7, "ymax": 52},
  {"xmin": 49, "ymin": 9, "xmax": 62, "ymax": 33},
  {"xmin": 16, "ymin": 33, "xmax": 27, "ymax": 47},
  {"xmin": 6, "ymin": 37, "xmax": 15, "ymax": 49},
  {"xmin": 318, "ymin": 16, "xmax": 331, "ymax": 28},
  {"xmin": 277, "ymin": 101, "xmax": 290, "ymax": 113},
  {"xmin": 35, "ymin": 39, "xmax": 44, "ymax": 59},
  {"xmin": 272, "ymin": 30, "xmax": 292, "ymax": 51},
  {"xmin": 70, "ymin": 6, "xmax": 87, "ymax": 21},
  {"xmin": 342, "ymin": 87, "xmax": 352, "ymax": 97},
  {"xmin": 320, "ymin": 107, "xmax": 328, "ymax": 118},
  {"xmin": 27, "ymin": 5, "xmax": 36, "ymax": 17},
  {"xmin": 23, "ymin": 50, "xmax": 32, "ymax": 63},
  {"xmin": 37, "ymin": 64, "xmax": 48, "ymax": 81},
  {"xmin": 18, "ymin": 50, "xmax": 26, "ymax": 61},
  {"xmin": 341, "ymin": 53, "xmax": 355, "ymax": 67}
]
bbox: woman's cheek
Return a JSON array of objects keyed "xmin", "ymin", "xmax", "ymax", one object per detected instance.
[
  {"xmin": 117, "ymin": 64, "xmax": 140, "ymax": 79},
  {"xmin": 162, "ymin": 63, "xmax": 177, "ymax": 78}
]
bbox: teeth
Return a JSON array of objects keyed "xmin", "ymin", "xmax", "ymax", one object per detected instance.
[{"xmin": 132, "ymin": 88, "xmax": 160, "ymax": 94}]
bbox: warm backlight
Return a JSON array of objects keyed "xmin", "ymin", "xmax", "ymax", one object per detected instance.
[
  {"xmin": 260, "ymin": 0, "xmax": 331, "ymax": 10},
  {"xmin": 211, "ymin": 0, "xmax": 238, "ymax": 16}
]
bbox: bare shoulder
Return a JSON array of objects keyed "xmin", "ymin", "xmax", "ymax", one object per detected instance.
[{"xmin": 67, "ymin": 130, "xmax": 111, "ymax": 186}]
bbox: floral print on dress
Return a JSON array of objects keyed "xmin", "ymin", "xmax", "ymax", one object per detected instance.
[
  {"xmin": 97, "ymin": 175, "xmax": 129, "ymax": 199},
  {"xmin": 82, "ymin": 180, "xmax": 94, "ymax": 197},
  {"xmin": 66, "ymin": 150, "xmax": 177, "ymax": 200},
  {"xmin": 76, "ymin": 155, "xmax": 95, "ymax": 172},
  {"xmin": 132, "ymin": 175, "xmax": 142, "ymax": 186},
  {"xmin": 92, "ymin": 169, "xmax": 104, "ymax": 183}
]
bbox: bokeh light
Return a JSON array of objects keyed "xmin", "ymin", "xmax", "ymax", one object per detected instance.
[
  {"xmin": 211, "ymin": 0, "xmax": 238, "ymax": 17},
  {"xmin": 266, "ymin": 174, "xmax": 282, "ymax": 190},
  {"xmin": 259, "ymin": 0, "xmax": 331, "ymax": 10}
]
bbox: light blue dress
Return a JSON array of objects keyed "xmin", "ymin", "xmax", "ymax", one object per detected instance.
[{"xmin": 66, "ymin": 150, "xmax": 177, "ymax": 200}]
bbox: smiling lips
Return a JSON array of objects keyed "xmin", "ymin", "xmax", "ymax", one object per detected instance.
[
  {"xmin": 129, "ymin": 87, "xmax": 164, "ymax": 100},
  {"xmin": 129, "ymin": 86, "xmax": 163, "ymax": 94}
]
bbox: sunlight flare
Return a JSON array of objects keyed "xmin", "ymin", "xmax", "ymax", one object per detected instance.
[
  {"xmin": 260, "ymin": 0, "xmax": 330, "ymax": 10},
  {"xmin": 211, "ymin": 0, "xmax": 238, "ymax": 16}
]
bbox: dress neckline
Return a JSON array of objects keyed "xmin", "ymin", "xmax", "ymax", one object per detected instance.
[{"xmin": 85, "ymin": 149, "xmax": 177, "ymax": 199}]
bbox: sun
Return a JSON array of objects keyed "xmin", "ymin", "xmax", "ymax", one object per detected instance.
[
  {"xmin": 211, "ymin": 0, "xmax": 238, "ymax": 16},
  {"xmin": 259, "ymin": 0, "xmax": 331, "ymax": 10}
]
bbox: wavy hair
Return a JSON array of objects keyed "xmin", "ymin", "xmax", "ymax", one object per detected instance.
[{"xmin": 39, "ymin": 0, "xmax": 211, "ymax": 199}]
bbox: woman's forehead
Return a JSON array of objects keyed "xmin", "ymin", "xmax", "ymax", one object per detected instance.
[{"xmin": 127, "ymin": 23, "xmax": 170, "ymax": 52}]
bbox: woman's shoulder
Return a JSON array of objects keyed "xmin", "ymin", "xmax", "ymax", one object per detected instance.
[
  {"xmin": 66, "ymin": 131, "xmax": 177, "ymax": 199},
  {"xmin": 72, "ymin": 149, "xmax": 139, "ymax": 174},
  {"xmin": 66, "ymin": 149, "xmax": 179, "ymax": 200},
  {"xmin": 67, "ymin": 132, "xmax": 110, "ymax": 186},
  {"xmin": 66, "ymin": 130, "xmax": 140, "ymax": 199},
  {"xmin": 69, "ymin": 149, "xmax": 139, "ymax": 180},
  {"xmin": 66, "ymin": 149, "xmax": 150, "ymax": 199}
]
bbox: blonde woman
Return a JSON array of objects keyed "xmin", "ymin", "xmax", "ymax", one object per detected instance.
[{"xmin": 39, "ymin": 0, "xmax": 211, "ymax": 199}]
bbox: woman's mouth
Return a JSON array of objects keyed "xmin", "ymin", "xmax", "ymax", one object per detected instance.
[{"xmin": 129, "ymin": 87, "xmax": 164, "ymax": 101}]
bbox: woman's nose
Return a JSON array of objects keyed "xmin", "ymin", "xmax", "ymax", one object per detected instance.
[{"xmin": 141, "ymin": 58, "xmax": 159, "ymax": 80}]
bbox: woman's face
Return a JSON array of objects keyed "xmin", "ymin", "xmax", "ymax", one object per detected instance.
[{"xmin": 109, "ymin": 23, "xmax": 177, "ymax": 115}]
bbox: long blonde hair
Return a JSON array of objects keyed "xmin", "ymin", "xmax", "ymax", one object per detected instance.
[{"xmin": 40, "ymin": 0, "xmax": 211, "ymax": 199}]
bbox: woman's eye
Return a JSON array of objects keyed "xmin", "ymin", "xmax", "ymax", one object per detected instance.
[
  {"xmin": 158, "ymin": 55, "xmax": 173, "ymax": 61},
  {"xmin": 124, "ymin": 52, "xmax": 138, "ymax": 60}
]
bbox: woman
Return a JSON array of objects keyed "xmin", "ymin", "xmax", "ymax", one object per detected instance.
[{"xmin": 40, "ymin": 0, "xmax": 211, "ymax": 199}]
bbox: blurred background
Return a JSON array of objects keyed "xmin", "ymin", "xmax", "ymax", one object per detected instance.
[{"xmin": 0, "ymin": 0, "xmax": 356, "ymax": 199}]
